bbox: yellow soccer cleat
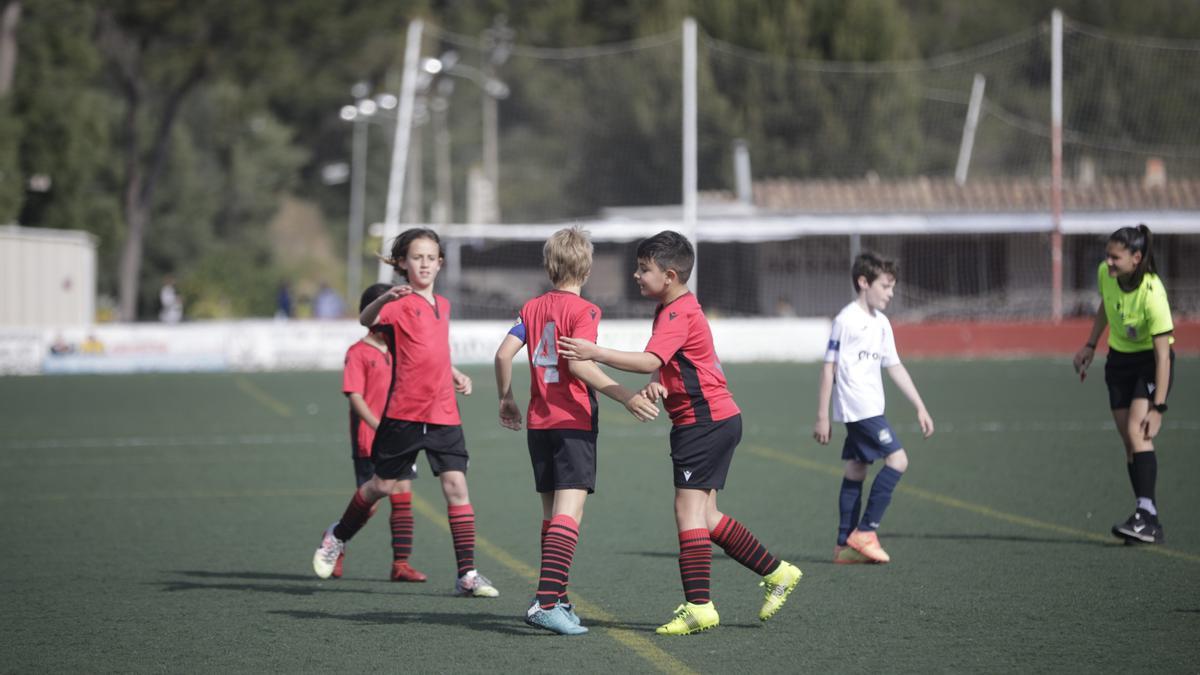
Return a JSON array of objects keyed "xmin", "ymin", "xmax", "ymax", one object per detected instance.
[
  {"xmin": 758, "ymin": 561, "xmax": 802, "ymax": 621},
  {"xmin": 655, "ymin": 602, "xmax": 720, "ymax": 635}
]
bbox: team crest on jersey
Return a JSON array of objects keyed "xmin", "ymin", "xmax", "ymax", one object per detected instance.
[
  {"xmin": 1125, "ymin": 325, "xmax": 1137, "ymax": 339},
  {"xmin": 878, "ymin": 428, "xmax": 893, "ymax": 444},
  {"xmin": 589, "ymin": 309, "xmax": 597, "ymax": 320},
  {"xmin": 669, "ymin": 311, "xmax": 678, "ymax": 321}
]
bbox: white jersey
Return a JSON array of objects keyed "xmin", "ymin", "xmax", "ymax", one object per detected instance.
[{"xmin": 824, "ymin": 301, "xmax": 900, "ymax": 423}]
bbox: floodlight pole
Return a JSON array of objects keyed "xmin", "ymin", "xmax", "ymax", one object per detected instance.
[
  {"xmin": 954, "ymin": 73, "xmax": 986, "ymax": 186},
  {"xmin": 347, "ymin": 109, "xmax": 368, "ymax": 302},
  {"xmin": 1050, "ymin": 9, "xmax": 1064, "ymax": 322},
  {"xmin": 682, "ymin": 17, "xmax": 699, "ymax": 294},
  {"xmin": 379, "ymin": 19, "xmax": 424, "ymax": 283}
]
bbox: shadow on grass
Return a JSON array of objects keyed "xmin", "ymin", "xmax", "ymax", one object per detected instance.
[
  {"xmin": 883, "ymin": 532, "xmax": 1113, "ymax": 548},
  {"xmin": 271, "ymin": 609, "xmax": 763, "ymax": 635},
  {"xmin": 156, "ymin": 570, "xmax": 452, "ymax": 598},
  {"xmin": 615, "ymin": 550, "xmax": 843, "ymax": 566}
]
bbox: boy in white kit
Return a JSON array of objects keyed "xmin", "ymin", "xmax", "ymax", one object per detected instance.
[{"xmin": 813, "ymin": 253, "xmax": 934, "ymax": 564}]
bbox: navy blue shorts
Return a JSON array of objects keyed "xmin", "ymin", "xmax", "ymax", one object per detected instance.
[
  {"xmin": 527, "ymin": 428, "xmax": 598, "ymax": 494},
  {"xmin": 841, "ymin": 415, "xmax": 903, "ymax": 464}
]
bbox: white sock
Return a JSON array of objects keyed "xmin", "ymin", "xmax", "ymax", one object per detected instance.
[{"xmin": 1137, "ymin": 497, "xmax": 1157, "ymax": 516}]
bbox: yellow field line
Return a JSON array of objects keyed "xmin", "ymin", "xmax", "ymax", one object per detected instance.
[
  {"xmin": 744, "ymin": 443, "xmax": 1200, "ymax": 565},
  {"xmin": 234, "ymin": 376, "xmax": 293, "ymax": 417},
  {"xmin": 409, "ymin": 494, "xmax": 696, "ymax": 675}
]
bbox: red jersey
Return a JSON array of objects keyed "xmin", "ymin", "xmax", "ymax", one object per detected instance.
[
  {"xmin": 644, "ymin": 292, "xmax": 740, "ymax": 426},
  {"xmin": 342, "ymin": 339, "xmax": 392, "ymax": 457},
  {"xmin": 376, "ymin": 293, "xmax": 460, "ymax": 425},
  {"xmin": 519, "ymin": 290, "xmax": 601, "ymax": 430}
]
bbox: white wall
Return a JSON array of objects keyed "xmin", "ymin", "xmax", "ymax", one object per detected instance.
[
  {"xmin": 0, "ymin": 226, "xmax": 96, "ymax": 327},
  {"xmin": 0, "ymin": 318, "xmax": 832, "ymax": 375}
]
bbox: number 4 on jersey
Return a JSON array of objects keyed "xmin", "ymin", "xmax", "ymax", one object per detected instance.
[{"xmin": 533, "ymin": 321, "xmax": 559, "ymax": 383}]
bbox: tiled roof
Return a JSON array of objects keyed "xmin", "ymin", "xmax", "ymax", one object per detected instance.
[{"xmin": 700, "ymin": 176, "xmax": 1200, "ymax": 213}]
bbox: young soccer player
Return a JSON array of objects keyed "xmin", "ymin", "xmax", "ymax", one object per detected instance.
[
  {"xmin": 494, "ymin": 227, "xmax": 660, "ymax": 636},
  {"xmin": 332, "ymin": 283, "xmax": 426, "ymax": 582},
  {"xmin": 557, "ymin": 230, "xmax": 802, "ymax": 636},
  {"xmin": 313, "ymin": 228, "xmax": 499, "ymax": 598},
  {"xmin": 1073, "ymin": 225, "xmax": 1174, "ymax": 544},
  {"xmin": 812, "ymin": 252, "xmax": 934, "ymax": 565}
]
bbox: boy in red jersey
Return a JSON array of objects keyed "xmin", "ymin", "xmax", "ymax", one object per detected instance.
[
  {"xmin": 313, "ymin": 229, "xmax": 498, "ymax": 598},
  {"xmin": 333, "ymin": 283, "xmax": 426, "ymax": 582},
  {"xmin": 559, "ymin": 230, "xmax": 802, "ymax": 635},
  {"xmin": 494, "ymin": 227, "xmax": 660, "ymax": 636}
]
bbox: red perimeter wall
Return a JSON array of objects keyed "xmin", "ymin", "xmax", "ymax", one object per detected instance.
[{"xmin": 892, "ymin": 319, "xmax": 1198, "ymax": 357}]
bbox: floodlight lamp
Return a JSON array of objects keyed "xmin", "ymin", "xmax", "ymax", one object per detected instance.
[
  {"xmin": 377, "ymin": 94, "xmax": 398, "ymax": 110},
  {"xmin": 339, "ymin": 105, "xmax": 358, "ymax": 121},
  {"xmin": 357, "ymin": 99, "xmax": 378, "ymax": 116},
  {"xmin": 422, "ymin": 57, "xmax": 443, "ymax": 75}
]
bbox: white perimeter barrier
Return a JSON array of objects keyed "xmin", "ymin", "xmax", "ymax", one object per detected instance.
[{"xmin": 0, "ymin": 318, "xmax": 831, "ymax": 376}]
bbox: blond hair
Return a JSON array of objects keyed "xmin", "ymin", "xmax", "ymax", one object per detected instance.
[{"xmin": 543, "ymin": 226, "xmax": 593, "ymax": 286}]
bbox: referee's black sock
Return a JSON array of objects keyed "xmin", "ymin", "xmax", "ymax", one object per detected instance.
[
  {"xmin": 1132, "ymin": 451, "xmax": 1158, "ymax": 518},
  {"xmin": 1126, "ymin": 460, "xmax": 1136, "ymax": 497}
]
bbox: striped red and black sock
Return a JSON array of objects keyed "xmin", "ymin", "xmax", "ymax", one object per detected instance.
[
  {"xmin": 539, "ymin": 519, "xmax": 570, "ymax": 604},
  {"xmin": 678, "ymin": 528, "xmax": 712, "ymax": 605},
  {"xmin": 536, "ymin": 514, "xmax": 580, "ymax": 609},
  {"xmin": 447, "ymin": 504, "xmax": 476, "ymax": 577},
  {"xmin": 389, "ymin": 493, "xmax": 414, "ymax": 562},
  {"xmin": 332, "ymin": 490, "xmax": 375, "ymax": 542},
  {"xmin": 710, "ymin": 515, "xmax": 780, "ymax": 577}
]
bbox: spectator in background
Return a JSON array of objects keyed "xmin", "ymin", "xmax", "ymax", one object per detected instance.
[
  {"xmin": 159, "ymin": 275, "xmax": 183, "ymax": 323},
  {"xmin": 313, "ymin": 283, "xmax": 346, "ymax": 319},
  {"xmin": 276, "ymin": 282, "xmax": 294, "ymax": 319}
]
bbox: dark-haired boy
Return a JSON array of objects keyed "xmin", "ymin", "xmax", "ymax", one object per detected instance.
[
  {"xmin": 332, "ymin": 283, "xmax": 427, "ymax": 582},
  {"xmin": 558, "ymin": 230, "xmax": 802, "ymax": 635},
  {"xmin": 812, "ymin": 253, "xmax": 934, "ymax": 564}
]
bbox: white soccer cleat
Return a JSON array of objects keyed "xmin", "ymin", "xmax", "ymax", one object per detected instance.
[
  {"xmin": 312, "ymin": 523, "xmax": 345, "ymax": 579},
  {"xmin": 455, "ymin": 570, "xmax": 500, "ymax": 597}
]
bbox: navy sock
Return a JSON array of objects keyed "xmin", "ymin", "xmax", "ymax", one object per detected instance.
[
  {"xmin": 837, "ymin": 478, "xmax": 864, "ymax": 545},
  {"xmin": 1131, "ymin": 451, "xmax": 1157, "ymax": 513},
  {"xmin": 859, "ymin": 466, "xmax": 904, "ymax": 532}
]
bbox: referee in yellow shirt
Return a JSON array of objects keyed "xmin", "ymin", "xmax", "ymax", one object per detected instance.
[{"xmin": 1074, "ymin": 224, "xmax": 1174, "ymax": 545}]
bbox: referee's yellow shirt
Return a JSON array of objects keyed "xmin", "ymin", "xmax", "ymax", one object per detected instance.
[{"xmin": 1098, "ymin": 261, "xmax": 1174, "ymax": 353}]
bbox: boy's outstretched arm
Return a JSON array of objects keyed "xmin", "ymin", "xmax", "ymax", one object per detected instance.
[
  {"xmin": 359, "ymin": 285, "xmax": 412, "ymax": 326},
  {"xmin": 566, "ymin": 359, "xmax": 659, "ymax": 422},
  {"xmin": 812, "ymin": 362, "xmax": 835, "ymax": 445},
  {"xmin": 886, "ymin": 364, "xmax": 934, "ymax": 438},
  {"xmin": 493, "ymin": 334, "xmax": 524, "ymax": 430},
  {"xmin": 557, "ymin": 336, "xmax": 662, "ymax": 374}
]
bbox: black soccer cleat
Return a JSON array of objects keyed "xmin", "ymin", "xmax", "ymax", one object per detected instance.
[{"xmin": 1113, "ymin": 509, "xmax": 1164, "ymax": 545}]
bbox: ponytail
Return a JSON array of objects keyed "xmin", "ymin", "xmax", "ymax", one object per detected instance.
[{"xmin": 1108, "ymin": 224, "xmax": 1156, "ymax": 288}]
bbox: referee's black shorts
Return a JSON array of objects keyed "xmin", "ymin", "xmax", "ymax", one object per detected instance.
[{"xmin": 1104, "ymin": 347, "xmax": 1174, "ymax": 410}]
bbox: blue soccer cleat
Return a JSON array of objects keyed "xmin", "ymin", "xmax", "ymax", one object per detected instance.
[{"xmin": 526, "ymin": 603, "xmax": 588, "ymax": 635}]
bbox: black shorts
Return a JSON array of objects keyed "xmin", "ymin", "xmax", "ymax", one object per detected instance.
[
  {"xmin": 352, "ymin": 455, "xmax": 416, "ymax": 487},
  {"xmin": 371, "ymin": 418, "xmax": 469, "ymax": 480},
  {"xmin": 527, "ymin": 428, "xmax": 598, "ymax": 494},
  {"xmin": 668, "ymin": 414, "xmax": 741, "ymax": 490},
  {"xmin": 1104, "ymin": 348, "xmax": 1174, "ymax": 410}
]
